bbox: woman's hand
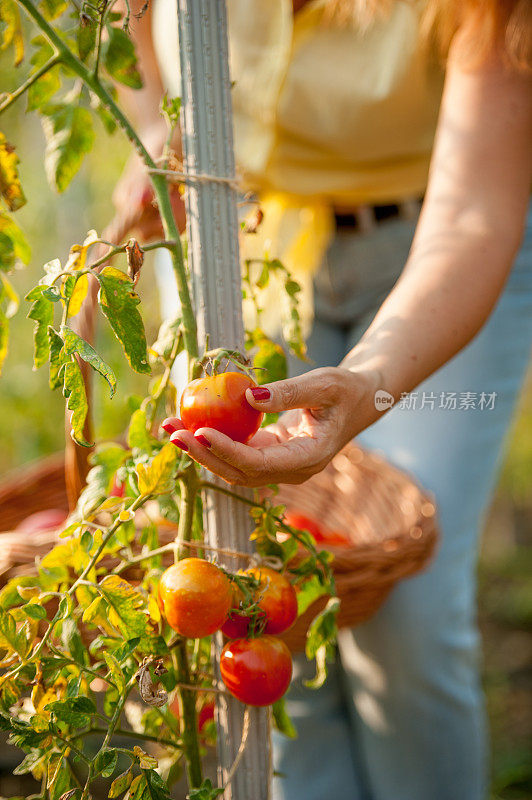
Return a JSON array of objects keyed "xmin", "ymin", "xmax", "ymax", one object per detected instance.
[
  {"xmin": 162, "ymin": 367, "xmax": 380, "ymax": 486},
  {"xmin": 112, "ymin": 123, "xmax": 186, "ymax": 241}
]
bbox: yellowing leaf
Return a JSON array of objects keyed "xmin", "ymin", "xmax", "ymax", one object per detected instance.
[
  {"xmin": 148, "ymin": 596, "xmax": 161, "ymax": 624},
  {"xmin": 97, "ymin": 576, "xmax": 153, "ymax": 642},
  {"xmin": 40, "ymin": 537, "xmax": 88, "ymax": 579},
  {"xmin": 0, "ymin": 0, "xmax": 24, "ymax": 66},
  {"xmin": 65, "ymin": 272, "xmax": 88, "ymax": 316},
  {"xmin": 0, "ymin": 132, "xmax": 26, "ymax": 211},
  {"xmin": 64, "ymin": 229, "xmax": 98, "ymax": 271},
  {"xmin": 82, "ymin": 596, "xmax": 103, "ymax": 624},
  {"xmin": 136, "ymin": 443, "xmax": 178, "ymax": 496}
]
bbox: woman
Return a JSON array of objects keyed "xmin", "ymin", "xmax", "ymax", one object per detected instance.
[{"xmin": 114, "ymin": 2, "xmax": 532, "ymax": 798}]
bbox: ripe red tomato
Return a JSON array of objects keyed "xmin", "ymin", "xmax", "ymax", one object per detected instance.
[
  {"xmin": 180, "ymin": 372, "xmax": 263, "ymax": 444},
  {"xmin": 222, "ymin": 567, "xmax": 298, "ymax": 638},
  {"xmin": 284, "ymin": 511, "xmax": 351, "ymax": 548},
  {"xmin": 220, "ymin": 635, "xmax": 292, "ymax": 706},
  {"xmin": 158, "ymin": 558, "xmax": 232, "ymax": 638}
]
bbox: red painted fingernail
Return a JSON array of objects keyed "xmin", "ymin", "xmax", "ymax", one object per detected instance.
[
  {"xmin": 170, "ymin": 435, "xmax": 189, "ymax": 451},
  {"xmin": 161, "ymin": 418, "xmax": 178, "ymax": 434},
  {"xmin": 250, "ymin": 387, "xmax": 271, "ymax": 402},
  {"xmin": 195, "ymin": 434, "xmax": 211, "ymax": 448}
]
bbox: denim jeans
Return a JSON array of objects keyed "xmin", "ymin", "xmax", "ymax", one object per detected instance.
[{"xmin": 272, "ymin": 205, "xmax": 532, "ymax": 800}]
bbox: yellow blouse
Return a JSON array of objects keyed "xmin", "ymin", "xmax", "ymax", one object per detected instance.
[
  {"xmin": 228, "ymin": 0, "xmax": 443, "ymax": 205},
  {"xmin": 153, "ymin": 0, "xmax": 444, "ymax": 315}
]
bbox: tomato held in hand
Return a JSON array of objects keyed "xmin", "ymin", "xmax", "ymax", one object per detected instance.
[
  {"xmin": 180, "ymin": 372, "xmax": 264, "ymax": 444},
  {"xmin": 158, "ymin": 558, "xmax": 232, "ymax": 638},
  {"xmin": 221, "ymin": 567, "xmax": 298, "ymax": 638},
  {"xmin": 220, "ymin": 635, "xmax": 293, "ymax": 706}
]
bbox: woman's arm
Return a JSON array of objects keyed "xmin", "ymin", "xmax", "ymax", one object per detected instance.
[
  {"xmin": 343, "ymin": 28, "xmax": 532, "ymax": 397},
  {"xmin": 167, "ymin": 24, "xmax": 532, "ymax": 486}
]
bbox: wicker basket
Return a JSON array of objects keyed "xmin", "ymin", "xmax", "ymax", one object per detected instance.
[
  {"xmin": 0, "ymin": 442, "xmax": 438, "ymax": 653},
  {"xmin": 276, "ymin": 443, "xmax": 438, "ymax": 651}
]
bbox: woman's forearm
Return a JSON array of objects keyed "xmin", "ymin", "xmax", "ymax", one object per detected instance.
[
  {"xmin": 343, "ymin": 30, "xmax": 531, "ymax": 410},
  {"xmin": 342, "ymin": 222, "xmax": 524, "ymax": 401}
]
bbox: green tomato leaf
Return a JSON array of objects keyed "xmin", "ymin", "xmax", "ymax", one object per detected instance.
[
  {"xmin": 253, "ymin": 337, "xmax": 287, "ymax": 385},
  {"xmin": 0, "ymin": 609, "xmax": 31, "ymax": 658},
  {"xmin": 61, "ymin": 617, "xmax": 88, "ymax": 666},
  {"xmin": 21, "ymin": 603, "xmax": 47, "ymax": 620},
  {"xmin": 42, "ymin": 105, "xmax": 95, "ymax": 193},
  {"xmin": 304, "ymin": 596, "xmax": 340, "ymax": 690},
  {"xmin": 103, "ymin": 25, "xmax": 142, "ymax": 89},
  {"xmin": 94, "ymin": 748, "xmax": 119, "ymax": 778},
  {"xmin": 47, "ymin": 750, "xmax": 64, "ymax": 790},
  {"xmin": 45, "ymin": 696, "xmax": 96, "ymax": 728},
  {"xmin": 109, "ymin": 767, "xmax": 134, "ymax": 798},
  {"xmin": 27, "ymin": 36, "xmax": 61, "ymax": 111},
  {"xmin": 78, "ymin": 16, "xmax": 97, "ymax": 62},
  {"xmin": 272, "ymin": 698, "xmax": 297, "ymax": 739},
  {"xmin": 61, "ymin": 358, "xmax": 91, "ymax": 447},
  {"xmin": 296, "ymin": 574, "xmax": 329, "ymax": 616},
  {"xmin": 0, "ymin": 0, "xmax": 24, "ymax": 66},
  {"xmin": 61, "ymin": 324, "xmax": 117, "ymax": 398},
  {"xmin": 39, "ymin": 0, "xmax": 68, "ymax": 20},
  {"xmin": 26, "ymin": 285, "xmax": 54, "ymax": 368},
  {"xmin": 0, "ymin": 131, "xmax": 26, "ymax": 211},
  {"xmin": 96, "ymin": 266, "xmax": 150, "ymax": 375},
  {"xmin": 74, "ymin": 444, "xmax": 127, "ymax": 519},
  {"xmin": 0, "ymin": 713, "xmax": 49, "ymax": 749},
  {"xmin": 48, "ymin": 326, "xmax": 68, "ymax": 389},
  {"xmin": 103, "ymin": 650, "xmax": 126, "ymax": 694},
  {"xmin": 127, "ymin": 408, "xmax": 155, "ymax": 453}
]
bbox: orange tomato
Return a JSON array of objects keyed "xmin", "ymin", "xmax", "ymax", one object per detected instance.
[{"xmin": 158, "ymin": 558, "xmax": 232, "ymax": 638}]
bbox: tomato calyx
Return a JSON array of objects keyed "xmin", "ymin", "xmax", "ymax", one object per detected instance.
[
  {"xmin": 223, "ymin": 569, "xmax": 268, "ymax": 638},
  {"xmin": 222, "ymin": 565, "xmax": 298, "ymax": 639},
  {"xmin": 196, "ymin": 346, "xmax": 257, "ymax": 380}
]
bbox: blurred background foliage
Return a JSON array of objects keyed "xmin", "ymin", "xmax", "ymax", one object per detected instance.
[{"xmin": 0, "ymin": 42, "xmax": 531, "ymax": 800}]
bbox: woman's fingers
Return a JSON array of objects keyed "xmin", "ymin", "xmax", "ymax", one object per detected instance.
[
  {"xmin": 170, "ymin": 425, "xmax": 328, "ymax": 486},
  {"xmin": 161, "ymin": 417, "xmax": 185, "ymax": 434},
  {"xmin": 245, "ymin": 368, "xmax": 338, "ymax": 415},
  {"xmin": 169, "ymin": 429, "xmax": 247, "ymax": 485}
]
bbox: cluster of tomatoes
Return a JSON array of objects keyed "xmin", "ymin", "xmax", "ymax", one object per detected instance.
[{"xmin": 157, "ymin": 557, "xmax": 296, "ymax": 707}]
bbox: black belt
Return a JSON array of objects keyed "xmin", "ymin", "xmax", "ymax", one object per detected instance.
[{"xmin": 334, "ymin": 199, "xmax": 422, "ymax": 231}]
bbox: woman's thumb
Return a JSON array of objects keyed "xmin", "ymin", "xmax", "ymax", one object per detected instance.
[{"xmin": 245, "ymin": 374, "xmax": 318, "ymax": 413}]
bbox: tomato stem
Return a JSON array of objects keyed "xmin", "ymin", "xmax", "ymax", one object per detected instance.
[{"xmin": 175, "ymin": 639, "xmax": 204, "ymax": 788}]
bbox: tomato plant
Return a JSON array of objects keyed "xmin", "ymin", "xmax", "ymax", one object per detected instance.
[
  {"xmin": 180, "ymin": 372, "xmax": 263, "ymax": 443},
  {"xmin": 0, "ymin": 2, "xmax": 339, "ymax": 798},
  {"xmin": 220, "ymin": 635, "xmax": 293, "ymax": 707},
  {"xmin": 222, "ymin": 566, "xmax": 298, "ymax": 638},
  {"xmin": 158, "ymin": 558, "xmax": 232, "ymax": 638}
]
